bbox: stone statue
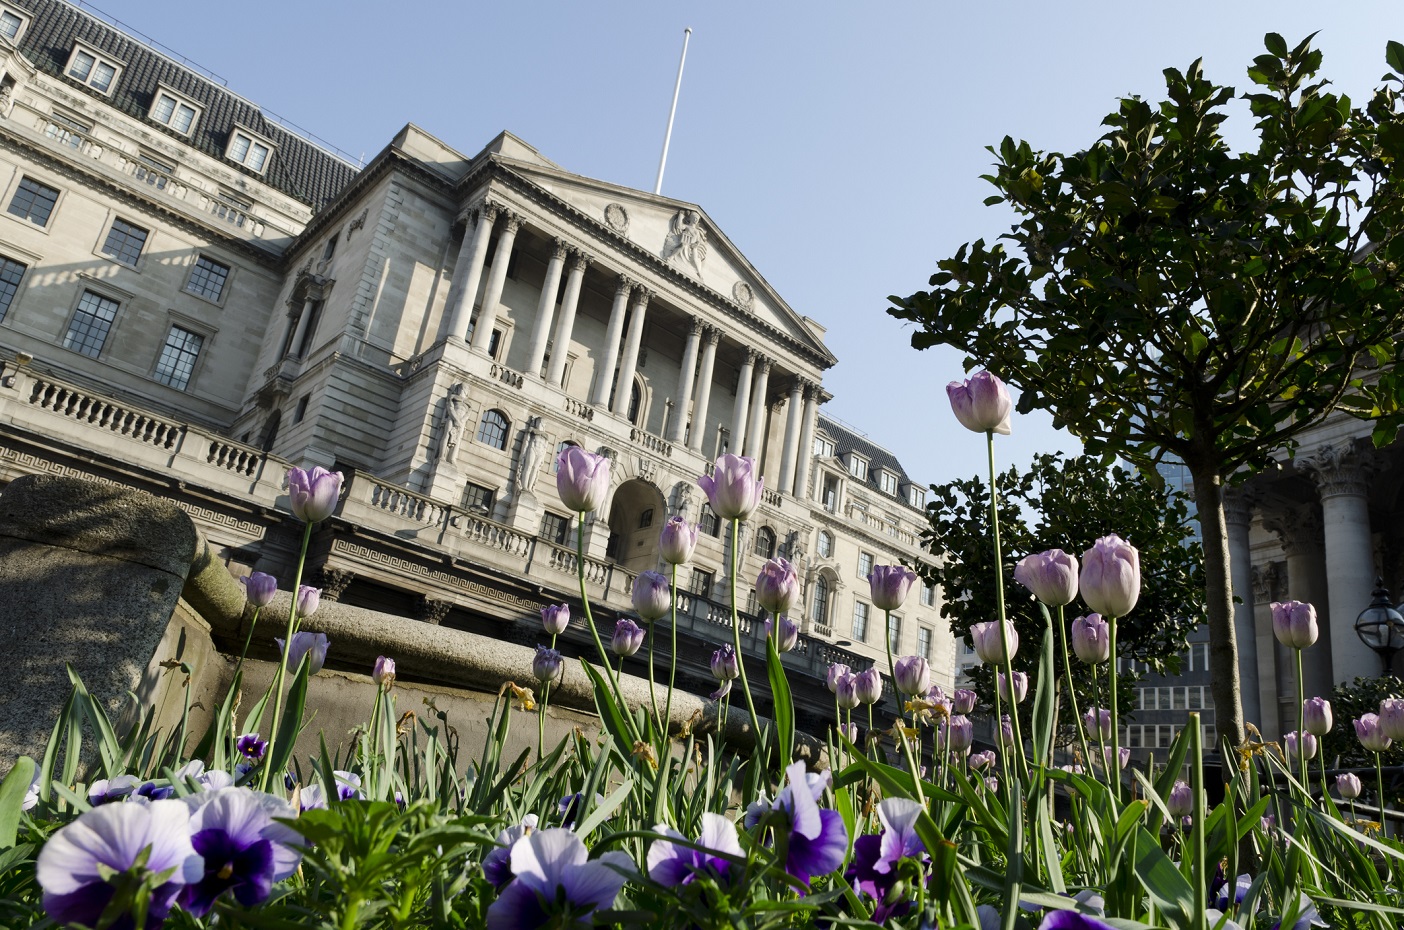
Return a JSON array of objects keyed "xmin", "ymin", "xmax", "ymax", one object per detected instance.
[
  {"xmin": 439, "ymin": 382, "xmax": 467, "ymax": 466},
  {"xmin": 514, "ymin": 416, "xmax": 548, "ymax": 496},
  {"xmin": 0, "ymin": 81, "xmax": 14, "ymax": 120},
  {"xmin": 662, "ymin": 210, "xmax": 707, "ymax": 277},
  {"xmin": 672, "ymin": 480, "xmax": 695, "ymax": 521}
]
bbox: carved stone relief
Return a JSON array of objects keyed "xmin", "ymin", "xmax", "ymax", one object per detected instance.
[
  {"xmin": 661, "ymin": 209, "xmax": 707, "ymax": 277},
  {"xmin": 512, "ymin": 416, "xmax": 549, "ymax": 497},
  {"xmin": 315, "ymin": 567, "xmax": 356, "ymax": 602},
  {"xmin": 732, "ymin": 281, "xmax": 754, "ymax": 311},
  {"xmin": 603, "ymin": 202, "xmax": 629, "ymax": 233}
]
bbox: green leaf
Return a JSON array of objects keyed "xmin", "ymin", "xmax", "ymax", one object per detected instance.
[
  {"xmin": 1264, "ymin": 33, "xmax": 1288, "ymax": 57},
  {"xmin": 575, "ymin": 780, "xmax": 633, "ymax": 837},
  {"xmin": 766, "ymin": 635, "xmax": 794, "ymax": 766},
  {"xmin": 579, "ymin": 659, "xmax": 634, "ymax": 754},
  {"xmin": 1131, "ymin": 825, "xmax": 1194, "ymax": 930},
  {"xmin": 1000, "ymin": 777, "xmax": 1024, "ymax": 930},
  {"xmin": 0, "ymin": 756, "xmax": 35, "ymax": 847},
  {"xmin": 1388, "ymin": 40, "xmax": 1404, "ymax": 74},
  {"xmin": 263, "ymin": 657, "xmax": 311, "ymax": 787}
]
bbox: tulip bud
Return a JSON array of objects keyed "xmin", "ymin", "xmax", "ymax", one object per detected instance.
[
  {"xmin": 1356, "ymin": 713, "xmax": 1392, "ymax": 753},
  {"xmin": 766, "ymin": 616, "xmax": 799, "ymax": 654},
  {"xmin": 1102, "ymin": 746, "xmax": 1130, "ymax": 771},
  {"xmin": 1270, "ymin": 600, "xmax": 1318, "ymax": 649},
  {"xmin": 969, "ymin": 750, "xmax": 997, "ymax": 770},
  {"xmin": 947, "ymin": 715, "xmax": 974, "ymax": 752},
  {"xmin": 658, "ymin": 516, "xmax": 699, "ymax": 565},
  {"xmin": 868, "ymin": 565, "xmax": 918, "ymax": 612},
  {"xmin": 1336, "ymin": 772, "xmax": 1363, "ymax": 800},
  {"xmin": 952, "ymin": 688, "xmax": 977, "ymax": 715},
  {"xmin": 852, "ymin": 666, "xmax": 883, "ymax": 705},
  {"xmin": 1379, "ymin": 698, "xmax": 1404, "ymax": 741},
  {"xmin": 556, "ymin": 447, "xmax": 611, "ymax": 513},
  {"xmin": 541, "ymin": 604, "xmax": 570, "ymax": 636},
  {"xmin": 698, "ymin": 454, "xmax": 763, "ymax": 521},
  {"xmin": 631, "ymin": 571, "xmax": 671, "ymax": 621},
  {"xmin": 969, "ymin": 621, "xmax": 1019, "ymax": 664},
  {"xmin": 984, "ymin": 776, "xmax": 1000, "ymax": 792},
  {"xmin": 998, "ymin": 714, "xmax": 1014, "ymax": 748},
  {"xmin": 1302, "ymin": 697, "xmax": 1332, "ymax": 736},
  {"xmin": 611, "ymin": 618, "xmax": 645, "ymax": 657},
  {"xmin": 1070, "ymin": 614, "xmax": 1110, "ymax": 664},
  {"xmin": 826, "ymin": 662, "xmax": 852, "ymax": 693},
  {"xmin": 276, "ymin": 631, "xmax": 329, "ymax": 675},
  {"xmin": 295, "ymin": 585, "xmax": 321, "ymax": 619},
  {"xmin": 946, "ymin": 370, "xmax": 1012, "ymax": 435},
  {"xmin": 287, "ymin": 465, "xmax": 343, "ymax": 523},
  {"xmin": 372, "ymin": 655, "xmax": 396, "ymax": 689},
  {"xmin": 835, "ymin": 672, "xmax": 860, "ymax": 710},
  {"xmin": 1167, "ymin": 780, "xmax": 1193, "ymax": 818},
  {"xmin": 755, "ymin": 557, "xmax": 799, "ymax": 614},
  {"xmin": 240, "ymin": 572, "xmax": 278, "ymax": 608},
  {"xmin": 1080, "ymin": 535, "xmax": 1140, "ymax": 618},
  {"xmin": 711, "ymin": 645, "xmax": 739, "ymax": 681},
  {"xmin": 1013, "ymin": 549, "xmax": 1079, "ymax": 607},
  {"xmin": 1084, "ymin": 707, "xmax": 1112, "ymax": 740},
  {"xmin": 893, "ymin": 655, "xmax": 931, "ymax": 696},
  {"xmin": 1285, "ymin": 731, "xmax": 1317, "ymax": 763},
  {"xmin": 997, "ymin": 671, "xmax": 1029, "ymax": 704},
  {"xmin": 838, "ymin": 722, "xmax": 858, "ymax": 743},
  {"xmin": 532, "ymin": 646, "xmax": 564, "ymax": 685}
]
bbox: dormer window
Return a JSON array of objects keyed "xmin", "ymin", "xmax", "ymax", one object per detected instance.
[
  {"xmin": 879, "ymin": 470, "xmax": 899, "ymax": 495},
  {"xmin": 908, "ymin": 486, "xmax": 927, "ymax": 509},
  {"xmin": 149, "ymin": 87, "xmax": 201, "ymax": 135},
  {"xmin": 225, "ymin": 126, "xmax": 274, "ymax": 174},
  {"xmin": 65, "ymin": 43, "xmax": 122, "ymax": 95},
  {"xmin": 814, "ymin": 435, "xmax": 835, "ymax": 458},
  {"xmin": 848, "ymin": 454, "xmax": 868, "ymax": 481},
  {"xmin": 0, "ymin": 7, "xmax": 28, "ymax": 42}
]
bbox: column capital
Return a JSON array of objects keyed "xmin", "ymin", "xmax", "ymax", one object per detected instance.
[
  {"xmin": 550, "ymin": 238, "xmax": 569, "ymax": 260},
  {"xmin": 687, "ymin": 317, "xmax": 704, "ymax": 337},
  {"xmin": 477, "ymin": 200, "xmax": 501, "ymax": 225},
  {"xmin": 568, "ymin": 248, "xmax": 592, "ymax": 271},
  {"xmin": 742, "ymin": 348, "xmax": 758, "ymax": 365},
  {"xmin": 702, "ymin": 324, "xmax": 721, "ymax": 346},
  {"xmin": 1261, "ymin": 502, "xmax": 1324, "ymax": 558},
  {"xmin": 787, "ymin": 376, "xmax": 804, "ymax": 396},
  {"xmin": 1306, "ymin": 442, "xmax": 1374, "ymax": 499},
  {"xmin": 630, "ymin": 285, "xmax": 652, "ymax": 306},
  {"xmin": 1222, "ymin": 486, "xmax": 1257, "ymax": 528},
  {"xmin": 500, "ymin": 211, "xmax": 523, "ymax": 235},
  {"xmin": 615, "ymin": 274, "xmax": 636, "ymax": 299},
  {"xmin": 755, "ymin": 355, "xmax": 773, "ymax": 374}
]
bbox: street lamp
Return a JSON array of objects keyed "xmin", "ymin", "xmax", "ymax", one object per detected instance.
[{"xmin": 1355, "ymin": 577, "xmax": 1404, "ymax": 675}]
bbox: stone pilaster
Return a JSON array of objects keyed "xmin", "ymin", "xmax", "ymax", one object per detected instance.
[
  {"xmin": 445, "ymin": 202, "xmax": 498, "ymax": 343},
  {"xmin": 1262, "ymin": 502, "xmax": 1335, "ymax": 710},
  {"xmin": 744, "ymin": 356, "xmax": 772, "ymax": 463},
  {"xmin": 730, "ymin": 350, "xmax": 757, "ymax": 456},
  {"xmin": 793, "ymin": 380, "xmax": 819, "ymax": 497},
  {"xmin": 1307, "ymin": 443, "xmax": 1378, "ymax": 687},
  {"xmin": 777, "ymin": 378, "xmax": 804, "ymax": 495}
]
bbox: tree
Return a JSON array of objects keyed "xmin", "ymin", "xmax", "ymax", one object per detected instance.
[
  {"xmin": 920, "ymin": 453, "xmax": 1204, "ymax": 745},
  {"xmin": 889, "ymin": 36, "xmax": 1404, "ymax": 762}
]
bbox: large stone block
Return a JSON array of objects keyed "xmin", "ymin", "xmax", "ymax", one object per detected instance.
[{"xmin": 0, "ymin": 474, "xmax": 197, "ymax": 765}]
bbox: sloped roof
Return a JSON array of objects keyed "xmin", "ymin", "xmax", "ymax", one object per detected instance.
[
  {"xmin": 818, "ymin": 414, "xmax": 926, "ymax": 509},
  {"xmin": 10, "ymin": 0, "xmax": 358, "ymax": 209}
]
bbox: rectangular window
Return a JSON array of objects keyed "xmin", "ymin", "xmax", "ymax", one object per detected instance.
[
  {"xmin": 8, "ymin": 177, "xmax": 59, "ymax": 227},
  {"xmin": 0, "ymin": 254, "xmax": 26, "ymax": 322},
  {"xmin": 153, "ymin": 326, "xmax": 204, "ymax": 391},
  {"xmin": 101, "ymin": 218, "xmax": 149, "ymax": 266},
  {"xmin": 822, "ymin": 474, "xmax": 839, "ymax": 513},
  {"xmin": 888, "ymin": 614, "xmax": 902, "ymax": 654},
  {"xmin": 880, "ymin": 471, "xmax": 898, "ymax": 495},
  {"xmin": 186, "ymin": 255, "xmax": 230, "ymax": 302},
  {"xmin": 292, "ymin": 395, "xmax": 309, "ymax": 423},
  {"xmin": 814, "ymin": 436, "xmax": 835, "ymax": 458},
  {"xmin": 150, "ymin": 92, "xmax": 198, "ymax": 134},
  {"xmin": 540, "ymin": 512, "xmax": 570, "ymax": 545},
  {"xmin": 699, "ymin": 505, "xmax": 719, "ymax": 538},
  {"xmin": 1173, "ymin": 687, "xmax": 1187, "ymax": 711},
  {"xmin": 66, "ymin": 46, "xmax": 120, "ymax": 94},
  {"xmin": 0, "ymin": 10, "xmax": 24, "ymax": 40},
  {"xmin": 852, "ymin": 601, "xmax": 870, "ymax": 642},
  {"xmin": 1124, "ymin": 727, "xmax": 1141, "ymax": 749},
  {"xmin": 908, "ymin": 486, "xmax": 926, "ymax": 509},
  {"xmin": 227, "ymin": 130, "xmax": 271, "ymax": 172},
  {"xmin": 857, "ymin": 551, "xmax": 873, "ymax": 580},
  {"xmin": 921, "ymin": 583, "xmax": 936, "ymax": 607},
  {"xmin": 918, "ymin": 625, "xmax": 932, "ymax": 660},
  {"xmin": 461, "ymin": 482, "xmax": 495, "ymax": 515},
  {"xmin": 691, "ymin": 569, "xmax": 714, "ymax": 599},
  {"xmin": 63, "ymin": 290, "xmax": 120, "ymax": 358},
  {"xmin": 848, "ymin": 455, "xmax": 868, "ymax": 480}
]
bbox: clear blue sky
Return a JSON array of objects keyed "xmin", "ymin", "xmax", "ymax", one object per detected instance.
[{"xmin": 87, "ymin": 0, "xmax": 1404, "ymax": 488}]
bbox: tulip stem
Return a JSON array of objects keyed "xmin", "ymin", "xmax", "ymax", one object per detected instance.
[
  {"xmin": 986, "ymin": 429, "xmax": 1027, "ymax": 781},
  {"xmin": 663, "ymin": 564, "xmax": 679, "ymax": 744},
  {"xmin": 576, "ymin": 514, "xmax": 641, "ymax": 744},
  {"xmin": 1107, "ymin": 615, "xmax": 1122, "ymax": 804},
  {"xmin": 260, "ymin": 519, "xmax": 312, "ymax": 794},
  {"xmin": 538, "ymin": 632, "xmax": 557, "ymax": 762},
  {"xmin": 1057, "ymin": 605, "xmax": 1094, "ymax": 785},
  {"xmin": 1294, "ymin": 648, "xmax": 1308, "ymax": 796},
  {"xmin": 647, "ymin": 620, "xmax": 662, "ymax": 740},
  {"xmin": 884, "ymin": 606, "xmax": 926, "ymax": 807},
  {"xmin": 1091, "ymin": 663, "xmax": 1110, "ymax": 801},
  {"xmin": 728, "ymin": 517, "xmax": 764, "ymax": 761}
]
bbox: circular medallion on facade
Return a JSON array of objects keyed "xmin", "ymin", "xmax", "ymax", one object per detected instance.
[
  {"xmin": 604, "ymin": 202, "xmax": 629, "ymax": 233},
  {"xmin": 732, "ymin": 281, "xmax": 754, "ymax": 310}
]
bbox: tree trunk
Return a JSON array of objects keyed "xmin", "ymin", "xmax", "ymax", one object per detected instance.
[{"xmin": 1189, "ymin": 464, "xmax": 1244, "ymax": 783}]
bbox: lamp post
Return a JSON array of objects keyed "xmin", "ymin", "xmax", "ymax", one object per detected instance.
[{"xmin": 1355, "ymin": 577, "xmax": 1404, "ymax": 675}]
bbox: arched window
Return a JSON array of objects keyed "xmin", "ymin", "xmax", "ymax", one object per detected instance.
[
  {"xmin": 477, "ymin": 409, "xmax": 509, "ymax": 450},
  {"xmin": 817, "ymin": 530, "xmax": 833, "ymax": 559},
  {"xmin": 628, "ymin": 380, "xmax": 642, "ymax": 425},
  {"xmin": 754, "ymin": 526, "xmax": 776, "ymax": 559},
  {"xmin": 551, "ymin": 439, "xmax": 578, "ymax": 474},
  {"xmin": 811, "ymin": 576, "xmax": 830, "ymax": 628}
]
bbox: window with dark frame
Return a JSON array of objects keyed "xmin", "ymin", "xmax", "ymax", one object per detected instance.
[
  {"xmin": 67, "ymin": 47, "xmax": 117, "ymax": 93},
  {"xmin": 187, "ymin": 255, "xmax": 230, "ymax": 301},
  {"xmin": 477, "ymin": 409, "xmax": 509, "ymax": 450},
  {"xmin": 63, "ymin": 290, "xmax": 120, "ymax": 358},
  {"xmin": 754, "ymin": 526, "xmax": 776, "ymax": 559},
  {"xmin": 152, "ymin": 325, "xmax": 204, "ymax": 391},
  {"xmin": 0, "ymin": 254, "xmax": 26, "ymax": 322},
  {"xmin": 540, "ymin": 512, "xmax": 570, "ymax": 545},
  {"xmin": 228, "ymin": 131, "xmax": 270, "ymax": 172},
  {"xmin": 691, "ymin": 569, "xmax": 715, "ymax": 599},
  {"xmin": 8, "ymin": 177, "xmax": 59, "ymax": 227},
  {"xmin": 295, "ymin": 300, "xmax": 323, "ymax": 358},
  {"xmin": 918, "ymin": 626, "xmax": 932, "ymax": 660},
  {"xmin": 699, "ymin": 505, "xmax": 719, "ymax": 538},
  {"xmin": 817, "ymin": 530, "xmax": 833, "ymax": 559},
  {"xmin": 101, "ymin": 218, "xmax": 148, "ymax": 266},
  {"xmin": 461, "ymin": 482, "xmax": 494, "ymax": 514},
  {"xmin": 888, "ymin": 614, "xmax": 902, "ymax": 654},
  {"xmin": 0, "ymin": 10, "xmax": 23, "ymax": 40},
  {"xmin": 852, "ymin": 600, "xmax": 869, "ymax": 641},
  {"xmin": 811, "ymin": 576, "xmax": 830, "ymax": 628}
]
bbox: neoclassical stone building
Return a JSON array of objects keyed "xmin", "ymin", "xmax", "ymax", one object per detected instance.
[{"xmin": 0, "ymin": 0, "xmax": 955, "ymax": 720}]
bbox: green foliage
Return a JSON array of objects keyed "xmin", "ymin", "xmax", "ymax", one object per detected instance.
[{"xmin": 1323, "ymin": 675, "xmax": 1404, "ymax": 790}]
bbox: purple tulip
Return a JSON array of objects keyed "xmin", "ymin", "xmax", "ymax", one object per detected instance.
[
  {"xmin": 947, "ymin": 715, "xmax": 974, "ymax": 751},
  {"xmin": 1270, "ymin": 600, "xmax": 1318, "ymax": 649},
  {"xmin": 969, "ymin": 750, "xmax": 997, "ymax": 770},
  {"xmin": 826, "ymin": 663, "xmax": 852, "ymax": 693},
  {"xmin": 541, "ymin": 604, "xmax": 570, "ymax": 636},
  {"xmin": 1357, "ymin": 713, "xmax": 1392, "ymax": 752},
  {"xmin": 373, "ymin": 656, "xmax": 396, "ymax": 689},
  {"xmin": 1211, "ymin": 872, "xmax": 1254, "ymax": 913},
  {"xmin": 997, "ymin": 671, "xmax": 1029, "ymax": 704},
  {"xmin": 970, "ymin": 620, "xmax": 1019, "ymax": 664},
  {"xmin": 951, "ymin": 688, "xmax": 977, "ymax": 715},
  {"xmin": 1302, "ymin": 697, "xmax": 1332, "ymax": 736},
  {"xmin": 698, "ymin": 454, "xmax": 763, "ymax": 521},
  {"xmin": 893, "ymin": 655, "xmax": 930, "ymax": 696},
  {"xmin": 484, "ymin": 814, "xmax": 539, "ymax": 889},
  {"xmin": 984, "ymin": 776, "xmax": 1000, "ymax": 792},
  {"xmin": 632, "ymin": 571, "xmax": 671, "ymax": 621},
  {"xmin": 764, "ymin": 761, "xmax": 849, "ymax": 888},
  {"xmin": 756, "ymin": 557, "xmax": 800, "ymax": 614},
  {"xmin": 766, "ymin": 616, "xmax": 800, "ymax": 654},
  {"xmin": 1167, "ymin": 780, "xmax": 1193, "ymax": 818},
  {"xmin": 36, "ymin": 798, "xmax": 203, "ymax": 929},
  {"xmin": 1084, "ymin": 707, "xmax": 1112, "ymax": 740},
  {"xmin": 659, "ymin": 516, "xmax": 699, "ymax": 565},
  {"xmin": 850, "ymin": 797, "xmax": 925, "ymax": 921},
  {"xmin": 711, "ymin": 645, "xmax": 739, "ymax": 681},
  {"xmin": 276, "ymin": 631, "xmax": 329, "ymax": 675},
  {"xmin": 295, "ymin": 585, "xmax": 321, "ymax": 619},
  {"xmin": 1337, "ymin": 773, "xmax": 1363, "ymax": 799},
  {"xmin": 485, "ymin": 828, "xmax": 633, "ymax": 930},
  {"xmin": 647, "ymin": 812, "xmax": 742, "ymax": 886},
  {"xmin": 1071, "ymin": 614, "xmax": 1110, "ymax": 664},
  {"xmin": 556, "ymin": 447, "xmax": 611, "ymax": 513},
  {"xmin": 946, "ymin": 370, "xmax": 1012, "ymax": 435},
  {"xmin": 869, "ymin": 565, "xmax": 918, "ymax": 611},
  {"xmin": 835, "ymin": 672, "xmax": 860, "ymax": 710},
  {"xmin": 236, "ymin": 733, "xmax": 267, "ymax": 762},
  {"xmin": 1285, "ymin": 731, "xmax": 1317, "ymax": 763},
  {"xmin": 998, "ymin": 714, "xmax": 1015, "ymax": 748},
  {"xmin": 852, "ymin": 667, "xmax": 883, "ymax": 705},
  {"xmin": 1102, "ymin": 746, "xmax": 1131, "ymax": 771},
  {"xmin": 533, "ymin": 646, "xmax": 564, "ymax": 685},
  {"xmin": 240, "ymin": 572, "xmax": 278, "ymax": 608},
  {"xmin": 1014, "ymin": 549, "xmax": 1079, "ymax": 607},
  {"xmin": 179, "ymin": 787, "xmax": 303, "ymax": 916},
  {"xmin": 287, "ymin": 466, "xmax": 343, "ymax": 523},
  {"xmin": 1080, "ymin": 535, "xmax": 1140, "ymax": 618},
  {"xmin": 611, "ymin": 618, "xmax": 645, "ymax": 657},
  {"xmin": 1380, "ymin": 698, "xmax": 1404, "ymax": 741}
]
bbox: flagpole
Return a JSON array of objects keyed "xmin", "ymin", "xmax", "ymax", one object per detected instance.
[{"xmin": 654, "ymin": 27, "xmax": 692, "ymax": 196}]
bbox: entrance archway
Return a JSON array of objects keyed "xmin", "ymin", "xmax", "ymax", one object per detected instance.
[{"xmin": 606, "ymin": 478, "xmax": 666, "ymax": 574}]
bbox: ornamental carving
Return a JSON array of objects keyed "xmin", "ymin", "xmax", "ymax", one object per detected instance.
[
  {"xmin": 603, "ymin": 202, "xmax": 629, "ymax": 233},
  {"xmin": 1261, "ymin": 502, "xmax": 1323, "ymax": 557},
  {"xmin": 671, "ymin": 481, "xmax": 695, "ymax": 520},
  {"xmin": 1222, "ymin": 487, "xmax": 1256, "ymax": 528},
  {"xmin": 438, "ymin": 382, "xmax": 467, "ymax": 466},
  {"xmin": 315, "ymin": 567, "xmax": 356, "ymax": 602},
  {"xmin": 346, "ymin": 207, "xmax": 368, "ymax": 238},
  {"xmin": 512, "ymin": 416, "xmax": 549, "ymax": 497},
  {"xmin": 1251, "ymin": 562, "xmax": 1283, "ymax": 602},
  {"xmin": 1305, "ymin": 442, "xmax": 1373, "ymax": 499},
  {"xmin": 418, "ymin": 595, "xmax": 453, "ymax": 625},
  {"xmin": 661, "ymin": 210, "xmax": 707, "ymax": 277},
  {"xmin": 732, "ymin": 281, "xmax": 754, "ymax": 310}
]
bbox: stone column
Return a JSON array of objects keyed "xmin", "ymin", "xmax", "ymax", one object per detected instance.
[
  {"xmin": 1250, "ymin": 562, "xmax": 1285, "ymax": 738},
  {"xmin": 744, "ymin": 357, "xmax": 772, "ymax": 461},
  {"xmin": 688, "ymin": 326, "xmax": 720, "ymax": 453},
  {"xmin": 777, "ymin": 378, "xmax": 804, "ymax": 498},
  {"xmin": 1223, "ymin": 488, "xmax": 1261, "ymax": 729},
  {"xmin": 546, "ymin": 251, "xmax": 590, "ymax": 387},
  {"xmin": 445, "ymin": 202, "xmax": 498, "ymax": 343},
  {"xmin": 611, "ymin": 287, "xmax": 650, "ymax": 418},
  {"xmin": 469, "ymin": 210, "xmax": 521, "ymax": 355},
  {"xmin": 590, "ymin": 275, "xmax": 634, "ymax": 406},
  {"xmin": 1264, "ymin": 503, "xmax": 1335, "ymax": 714},
  {"xmin": 524, "ymin": 239, "xmax": 568, "ymax": 378},
  {"xmin": 668, "ymin": 319, "xmax": 703, "ymax": 443},
  {"xmin": 1310, "ymin": 444, "xmax": 1379, "ymax": 686},
  {"xmin": 730, "ymin": 350, "xmax": 756, "ymax": 455},
  {"xmin": 288, "ymin": 298, "xmax": 317, "ymax": 358},
  {"xmin": 793, "ymin": 381, "xmax": 819, "ymax": 497}
]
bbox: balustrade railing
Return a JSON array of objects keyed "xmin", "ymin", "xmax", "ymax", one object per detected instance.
[
  {"xmin": 489, "ymin": 363, "xmax": 524, "ymax": 389},
  {"xmin": 27, "ymin": 378, "xmax": 183, "ymax": 451},
  {"xmin": 206, "ymin": 439, "xmax": 263, "ymax": 477},
  {"xmin": 563, "ymin": 397, "xmax": 594, "ymax": 421},
  {"xmin": 629, "ymin": 427, "xmax": 672, "ymax": 457}
]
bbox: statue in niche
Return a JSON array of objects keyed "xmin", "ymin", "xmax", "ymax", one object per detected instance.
[
  {"xmin": 0, "ymin": 80, "xmax": 13, "ymax": 120},
  {"xmin": 672, "ymin": 481, "xmax": 695, "ymax": 521},
  {"xmin": 439, "ymin": 382, "xmax": 467, "ymax": 466},
  {"xmin": 661, "ymin": 210, "xmax": 707, "ymax": 277},
  {"xmin": 513, "ymin": 416, "xmax": 548, "ymax": 496}
]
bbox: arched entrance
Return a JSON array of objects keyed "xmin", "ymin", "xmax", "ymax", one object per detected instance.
[{"xmin": 606, "ymin": 478, "xmax": 666, "ymax": 574}]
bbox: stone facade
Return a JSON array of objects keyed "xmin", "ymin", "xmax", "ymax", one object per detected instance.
[{"xmin": 0, "ymin": 0, "xmax": 955, "ymax": 708}]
